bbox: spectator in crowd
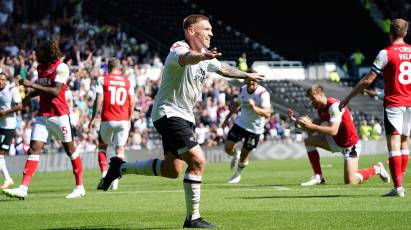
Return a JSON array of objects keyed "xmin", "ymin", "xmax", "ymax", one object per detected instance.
[
  {"xmin": 359, "ymin": 119, "xmax": 371, "ymax": 140},
  {"xmin": 238, "ymin": 52, "xmax": 248, "ymax": 72}
]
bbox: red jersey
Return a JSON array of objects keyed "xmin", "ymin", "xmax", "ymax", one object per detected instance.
[
  {"xmin": 37, "ymin": 61, "xmax": 70, "ymax": 117},
  {"xmin": 317, "ymin": 98, "xmax": 359, "ymax": 148},
  {"xmin": 96, "ymin": 74, "xmax": 134, "ymax": 121},
  {"xmin": 372, "ymin": 43, "xmax": 411, "ymax": 107}
]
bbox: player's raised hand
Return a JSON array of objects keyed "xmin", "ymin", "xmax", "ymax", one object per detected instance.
[
  {"xmin": 203, "ymin": 47, "xmax": 222, "ymax": 60},
  {"xmin": 287, "ymin": 108, "xmax": 297, "ymax": 122},
  {"xmin": 246, "ymin": 72, "xmax": 264, "ymax": 82}
]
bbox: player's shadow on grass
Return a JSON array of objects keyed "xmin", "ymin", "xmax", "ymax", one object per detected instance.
[{"xmin": 43, "ymin": 227, "xmax": 170, "ymax": 230}]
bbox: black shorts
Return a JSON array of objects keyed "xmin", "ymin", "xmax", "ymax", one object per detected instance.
[
  {"xmin": 153, "ymin": 116, "xmax": 198, "ymax": 158},
  {"xmin": 226, "ymin": 124, "xmax": 260, "ymax": 150},
  {"xmin": 0, "ymin": 128, "xmax": 16, "ymax": 153}
]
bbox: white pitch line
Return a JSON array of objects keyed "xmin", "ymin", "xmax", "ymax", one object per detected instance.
[{"xmin": 4, "ymin": 186, "xmax": 395, "ymax": 198}]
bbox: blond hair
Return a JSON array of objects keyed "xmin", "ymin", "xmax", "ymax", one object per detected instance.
[
  {"xmin": 390, "ymin": 18, "xmax": 408, "ymax": 38},
  {"xmin": 183, "ymin": 14, "xmax": 209, "ymax": 30},
  {"xmin": 306, "ymin": 84, "xmax": 325, "ymax": 96}
]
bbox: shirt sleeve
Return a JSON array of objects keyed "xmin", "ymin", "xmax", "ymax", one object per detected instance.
[
  {"xmin": 169, "ymin": 41, "xmax": 190, "ymax": 65},
  {"xmin": 54, "ymin": 63, "xmax": 70, "ymax": 84},
  {"xmin": 11, "ymin": 87, "xmax": 22, "ymax": 104},
  {"xmin": 95, "ymin": 76, "xmax": 104, "ymax": 94},
  {"xmin": 328, "ymin": 102, "xmax": 343, "ymax": 123},
  {"xmin": 206, "ymin": 58, "xmax": 222, "ymax": 72},
  {"xmin": 371, "ymin": 49, "xmax": 388, "ymax": 75},
  {"xmin": 260, "ymin": 91, "xmax": 271, "ymax": 108}
]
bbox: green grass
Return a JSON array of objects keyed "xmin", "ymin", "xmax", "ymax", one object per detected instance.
[{"xmin": 1, "ymin": 154, "xmax": 410, "ymax": 229}]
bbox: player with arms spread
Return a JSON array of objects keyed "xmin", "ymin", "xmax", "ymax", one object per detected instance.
[{"xmin": 101, "ymin": 14, "xmax": 263, "ymax": 228}]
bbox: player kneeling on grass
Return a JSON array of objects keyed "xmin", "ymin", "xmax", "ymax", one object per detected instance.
[
  {"xmin": 288, "ymin": 84, "xmax": 390, "ymax": 186},
  {"xmin": 222, "ymin": 78, "xmax": 271, "ymax": 184}
]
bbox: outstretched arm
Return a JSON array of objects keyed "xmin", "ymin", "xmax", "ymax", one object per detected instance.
[
  {"xmin": 217, "ymin": 63, "xmax": 264, "ymax": 82},
  {"xmin": 178, "ymin": 48, "xmax": 222, "ymax": 66},
  {"xmin": 339, "ymin": 71, "xmax": 378, "ymax": 110}
]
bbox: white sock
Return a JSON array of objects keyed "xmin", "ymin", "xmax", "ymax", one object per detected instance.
[
  {"xmin": 373, "ymin": 164, "xmax": 381, "ymax": 175},
  {"xmin": 120, "ymin": 158, "xmax": 162, "ymax": 176},
  {"xmin": 183, "ymin": 173, "xmax": 201, "ymax": 220},
  {"xmin": 18, "ymin": 185, "xmax": 28, "ymax": 191},
  {"xmin": 236, "ymin": 160, "xmax": 249, "ymax": 174},
  {"xmin": 69, "ymin": 150, "xmax": 80, "ymax": 160},
  {"xmin": 0, "ymin": 156, "xmax": 12, "ymax": 181}
]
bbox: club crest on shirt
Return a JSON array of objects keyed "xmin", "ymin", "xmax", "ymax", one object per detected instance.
[{"xmin": 193, "ymin": 68, "xmax": 206, "ymax": 83}]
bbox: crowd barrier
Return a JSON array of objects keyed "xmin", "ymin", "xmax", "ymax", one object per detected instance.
[{"xmin": 4, "ymin": 139, "xmax": 388, "ymax": 174}]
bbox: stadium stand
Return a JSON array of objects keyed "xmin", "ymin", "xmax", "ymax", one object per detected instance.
[{"xmin": 83, "ymin": 0, "xmax": 284, "ymax": 64}]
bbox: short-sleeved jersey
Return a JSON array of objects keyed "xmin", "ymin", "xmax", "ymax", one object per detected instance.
[
  {"xmin": 234, "ymin": 85, "xmax": 271, "ymax": 134},
  {"xmin": 96, "ymin": 73, "xmax": 134, "ymax": 121},
  {"xmin": 0, "ymin": 84, "xmax": 22, "ymax": 129},
  {"xmin": 317, "ymin": 98, "xmax": 358, "ymax": 148},
  {"xmin": 151, "ymin": 40, "xmax": 222, "ymax": 123},
  {"xmin": 37, "ymin": 61, "xmax": 70, "ymax": 117},
  {"xmin": 371, "ymin": 43, "xmax": 411, "ymax": 107}
]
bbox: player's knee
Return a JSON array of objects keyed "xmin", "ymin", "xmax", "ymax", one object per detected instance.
[
  {"xmin": 224, "ymin": 145, "xmax": 234, "ymax": 155},
  {"xmin": 191, "ymin": 156, "xmax": 206, "ymax": 171},
  {"xmin": 28, "ymin": 146, "xmax": 42, "ymax": 155},
  {"xmin": 346, "ymin": 177, "xmax": 360, "ymax": 185},
  {"xmin": 304, "ymin": 138, "xmax": 311, "ymax": 146}
]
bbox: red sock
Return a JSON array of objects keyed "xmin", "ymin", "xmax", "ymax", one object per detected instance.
[
  {"xmin": 71, "ymin": 156, "xmax": 83, "ymax": 186},
  {"xmin": 21, "ymin": 155, "xmax": 40, "ymax": 187},
  {"xmin": 98, "ymin": 150, "xmax": 108, "ymax": 173},
  {"xmin": 308, "ymin": 150, "xmax": 322, "ymax": 176},
  {"xmin": 357, "ymin": 167, "xmax": 376, "ymax": 181},
  {"xmin": 389, "ymin": 156, "xmax": 403, "ymax": 187},
  {"xmin": 401, "ymin": 153, "xmax": 409, "ymax": 177}
]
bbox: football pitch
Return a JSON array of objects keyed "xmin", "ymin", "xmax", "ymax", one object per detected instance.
[{"xmin": 1, "ymin": 154, "xmax": 410, "ymax": 229}]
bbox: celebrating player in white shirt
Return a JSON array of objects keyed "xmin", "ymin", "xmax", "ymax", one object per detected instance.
[
  {"xmin": 101, "ymin": 14, "xmax": 263, "ymax": 228},
  {"xmin": 222, "ymin": 78, "xmax": 271, "ymax": 184}
]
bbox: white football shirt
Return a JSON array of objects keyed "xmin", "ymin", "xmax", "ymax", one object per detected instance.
[
  {"xmin": 151, "ymin": 41, "xmax": 222, "ymax": 123},
  {"xmin": 0, "ymin": 84, "xmax": 22, "ymax": 129},
  {"xmin": 234, "ymin": 85, "xmax": 271, "ymax": 134}
]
